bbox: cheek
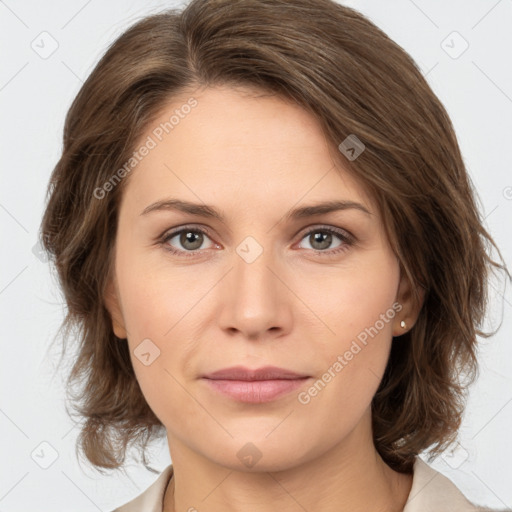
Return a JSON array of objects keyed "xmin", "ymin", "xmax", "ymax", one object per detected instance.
[
  {"xmin": 115, "ymin": 243, "xmax": 185, "ymax": 339},
  {"xmin": 299, "ymin": 252, "xmax": 399, "ymax": 346},
  {"xmin": 296, "ymin": 254, "xmax": 399, "ymax": 402},
  {"xmin": 116, "ymin": 273, "xmax": 195, "ymax": 427},
  {"xmin": 113, "ymin": 247, "xmax": 189, "ymax": 404}
]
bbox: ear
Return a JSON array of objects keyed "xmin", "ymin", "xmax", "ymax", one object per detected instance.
[
  {"xmin": 104, "ymin": 276, "xmax": 128, "ymax": 339},
  {"xmin": 392, "ymin": 268, "xmax": 425, "ymax": 337}
]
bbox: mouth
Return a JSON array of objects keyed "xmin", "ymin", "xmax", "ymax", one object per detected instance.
[
  {"xmin": 201, "ymin": 365, "xmax": 311, "ymax": 403},
  {"xmin": 202, "ymin": 377, "xmax": 311, "ymax": 403}
]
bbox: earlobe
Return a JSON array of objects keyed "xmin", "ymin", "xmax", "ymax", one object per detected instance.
[
  {"xmin": 103, "ymin": 278, "xmax": 128, "ymax": 339},
  {"xmin": 393, "ymin": 270, "xmax": 425, "ymax": 336}
]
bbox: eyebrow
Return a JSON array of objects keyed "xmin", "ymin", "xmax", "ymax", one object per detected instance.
[{"xmin": 140, "ymin": 198, "xmax": 372, "ymax": 220}]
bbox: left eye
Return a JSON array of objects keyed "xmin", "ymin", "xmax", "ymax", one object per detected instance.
[{"xmin": 297, "ymin": 228, "xmax": 346, "ymax": 251}]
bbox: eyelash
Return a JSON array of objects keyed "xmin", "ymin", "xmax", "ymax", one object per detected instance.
[{"xmin": 158, "ymin": 224, "xmax": 355, "ymax": 259}]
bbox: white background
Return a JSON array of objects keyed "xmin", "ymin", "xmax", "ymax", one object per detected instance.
[{"xmin": 1, "ymin": 0, "xmax": 511, "ymax": 510}]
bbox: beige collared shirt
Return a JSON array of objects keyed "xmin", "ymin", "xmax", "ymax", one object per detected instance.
[{"xmin": 112, "ymin": 456, "xmax": 504, "ymax": 511}]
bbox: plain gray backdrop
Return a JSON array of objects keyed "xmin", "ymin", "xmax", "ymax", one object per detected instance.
[{"xmin": 1, "ymin": 0, "xmax": 511, "ymax": 510}]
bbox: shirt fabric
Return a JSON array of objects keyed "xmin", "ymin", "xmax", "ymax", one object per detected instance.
[{"xmin": 112, "ymin": 456, "xmax": 503, "ymax": 512}]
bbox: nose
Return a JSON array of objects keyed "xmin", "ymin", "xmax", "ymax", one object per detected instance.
[{"xmin": 217, "ymin": 241, "xmax": 293, "ymax": 340}]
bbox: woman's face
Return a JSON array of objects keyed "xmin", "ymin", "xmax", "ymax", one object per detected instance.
[{"xmin": 106, "ymin": 85, "xmax": 413, "ymax": 471}]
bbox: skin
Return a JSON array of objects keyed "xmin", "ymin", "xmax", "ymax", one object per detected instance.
[{"xmin": 105, "ymin": 84, "xmax": 423, "ymax": 512}]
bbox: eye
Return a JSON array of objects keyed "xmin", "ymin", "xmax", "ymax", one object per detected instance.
[
  {"xmin": 296, "ymin": 226, "xmax": 354, "ymax": 255},
  {"xmin": 160, "ymin": 226, "xmax": 217, "ymax": 257}
]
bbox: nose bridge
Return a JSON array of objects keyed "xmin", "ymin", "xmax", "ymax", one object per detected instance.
[{"xmin": 235, "ymin": 238, "xmax": 272, "ymax": 292}]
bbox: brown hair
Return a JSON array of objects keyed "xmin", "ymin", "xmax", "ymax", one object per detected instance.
[{"xmin": 40, "ymin": 0, "xmax": 509, "ymax": 475}]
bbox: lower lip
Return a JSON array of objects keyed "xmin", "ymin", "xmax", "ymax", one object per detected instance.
[{"xmin": 203, "ymin": 378, "xmax": 310, "ymax": 403}]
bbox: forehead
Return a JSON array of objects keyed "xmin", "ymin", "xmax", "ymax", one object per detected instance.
[{"xmin": 121, "ymin": 85, "xmax": 372, "ymax": 214}]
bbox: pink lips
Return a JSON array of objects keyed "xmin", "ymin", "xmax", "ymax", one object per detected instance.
[{"xmin": 201, "ymin": 365, "xmax": 311, "ymax": 403}]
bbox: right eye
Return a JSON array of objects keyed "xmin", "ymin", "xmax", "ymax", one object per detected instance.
[{"xmin": 160, "ymin": 226, "xmax": 219, "ymax": 257}]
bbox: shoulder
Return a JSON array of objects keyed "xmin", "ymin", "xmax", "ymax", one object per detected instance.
[
  {"xmin": 110, "ymin": 464, "xmax": 174, "ymax": 512},
  {"xmin": 404, "ymin": 456, "xmax": 510, "ymax": 512}
]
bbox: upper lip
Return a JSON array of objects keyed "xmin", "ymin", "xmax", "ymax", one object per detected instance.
[{"xmin": 202, "ymin": 365, "xmax": 310, "ymax": 381}]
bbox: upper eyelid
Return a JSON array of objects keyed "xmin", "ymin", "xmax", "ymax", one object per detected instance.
[{"xmin": 161, "ymin": 224, "xmax": 217, "ymax": 243}]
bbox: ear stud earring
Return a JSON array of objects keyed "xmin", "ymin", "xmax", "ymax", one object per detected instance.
[{"xmin": 400, "ymin": 320, "xmax": 406, "ymax": 329}]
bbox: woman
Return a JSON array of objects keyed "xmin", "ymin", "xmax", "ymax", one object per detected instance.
[{"xmin": 39, "ymin": 0, "xmax": 511, "ymax": 510}]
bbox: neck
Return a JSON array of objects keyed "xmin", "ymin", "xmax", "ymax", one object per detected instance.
[{"xmin": 163, "ymin": 419, "xmax": 412, "ymax": 512}]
